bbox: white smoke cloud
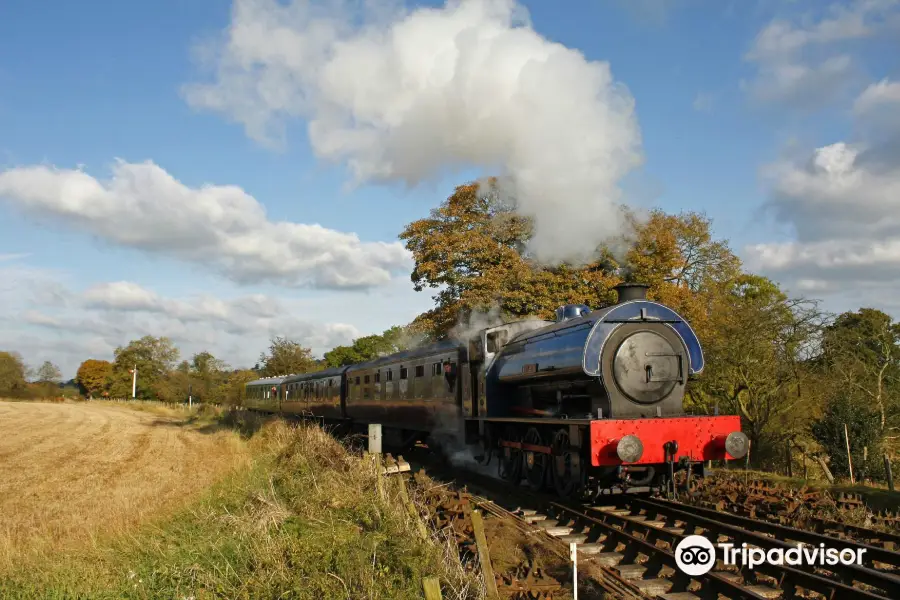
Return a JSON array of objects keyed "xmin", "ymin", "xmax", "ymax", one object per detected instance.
[{"xmin": 184, "ymin": 0, "xmax": 644, "ymax": 264}]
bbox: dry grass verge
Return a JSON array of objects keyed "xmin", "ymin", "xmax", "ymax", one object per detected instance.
[{"xmin": 0, "ymin": 407, "xmax": 482, "ymax": 599}]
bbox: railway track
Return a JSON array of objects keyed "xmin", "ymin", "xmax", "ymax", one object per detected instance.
[
  {"xmin": 414, "ymin": 455, "xmax": 900, "ymax": 599},
  {"xmin": 701, "ymin": 498, "xmax": 900, "ymax": 551}
]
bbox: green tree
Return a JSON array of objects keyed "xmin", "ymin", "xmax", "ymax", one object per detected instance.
[
  {"xmin": 109, "ymin": 336, "xmax": 179, "ymax": 399},
  {"xmin": 258, "ymin": 337, "xmax": 317, "ymax": 377},
  {"xmin": 35, "ymin": 360, "xmax": 62, "ymax": 384},
  {"xmin": 190, "ymin": 351, "xmax": 229, "ymax": 403},
  {"xmin": 76, "ymin": 359, "xmax": 113, "ymax": 398},
  {"xmin": 0, "ymin": 351, "xmax": 28, "ymax": 398},
  {"xmin": 220, "ymin": 369, "xmax": 260, "ymax": 405},
  {"xmin": 689, "ymin": 274, "xmax": 826, "ymax": 466},
  {"xmin": 811, "ymin": 394, "xmax": 885, "ymax": 481},
  {"xmin": 323, "ymin": 325, "xmax": 421, "ymax": 368},
  {"xmin": 819, "ymin": 308, "xmax": 900, "ymax": 436}
]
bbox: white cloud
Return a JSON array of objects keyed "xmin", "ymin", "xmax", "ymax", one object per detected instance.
[
  {"xmin": 746, "ymin": 78, "xmax": 900, "ymax": 296},
  {"xmin": 0, "ymin": 160, "xmax": 411, "ymax": 290},
  {"xmin": 182, "ymin": 0, "xmax": 644, "ymax": 265},
  {"xmin": 742, "ymin": 0, "xmax": 898, "ymax": 109},
  {"xmin": 0, "ymin": 259, "xmax": 434, "ymax": 379}
]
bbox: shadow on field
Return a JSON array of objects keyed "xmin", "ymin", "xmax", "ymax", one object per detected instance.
[{"xmin": 147, "ymin": 408, "xmax": 274, "ymax": 439}]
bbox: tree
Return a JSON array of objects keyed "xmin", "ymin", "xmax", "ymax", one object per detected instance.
[
  {"xmin": 76, "ymin": 359, "xmax": 112, "ymax": 399},
  {"xmin": 108, "ymin": 336, "xmax": 179, "ymax": 399},
  {"xmin": 818, "ymin": 308, "xmax": 900, "ymax": 437},
  {"xmin": 190, "ymin": 351, "xmax": 229, "ymax": 403},
  {"xmin": 35, "ymin": 361, "xmax": 62, "ymax": 384},
  {"xmin": 221, "ymin": 369, "xmax": 260, "ymax": 405},
  {"xmin": 811, "ymin": 394, "xmax": 886, "ymax": 482},
  {"xmin": 258, "ymin": 337, "xmax": 317, "ymax": 377},
  {"xmin": 323, "ymin": 325, "xmax": 422, "ymax": 368},
  {"xmin": 688, "ymin": 275, "xmax": 826, "ymax": 466},
  {"xmin": 399, "ymin": 180, "xmax": 742, "ymax": 339},
  {"xmin": 0, "ymin": 351, "xmax": 27, "ymax": 398}
]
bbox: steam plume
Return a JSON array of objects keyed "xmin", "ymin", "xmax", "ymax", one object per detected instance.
[{"xmin": 185, "ymin": 0, "xmax": 644, "ymax": 264}]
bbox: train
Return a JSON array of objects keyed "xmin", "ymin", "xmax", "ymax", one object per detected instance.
[{"xmin": 241, "ymin": 282, "xmax": 749, "ymax": 499}]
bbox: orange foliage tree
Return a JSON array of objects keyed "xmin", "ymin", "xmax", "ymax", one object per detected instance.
[{"xmin": 75, "ymin": 359, "xmax": 112, "ymax": 399}]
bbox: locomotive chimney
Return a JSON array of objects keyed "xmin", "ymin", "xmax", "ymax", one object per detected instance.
[{"xmin": 613, "ymin": 282, "xmax": 650, "ymax": 303}]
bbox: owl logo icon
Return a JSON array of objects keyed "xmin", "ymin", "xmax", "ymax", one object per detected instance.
[{"xmin": 675, "ymin": 535, "xmax": 716, "ymax": 576}]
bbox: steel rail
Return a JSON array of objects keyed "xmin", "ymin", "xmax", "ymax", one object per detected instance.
[
  {"xmin": 545, "ymin": 501, "xmax": 773, "ymax": 600},
  {"xmin": 612, "ymin": 495, "xmax": 900, "ymax": 599}
]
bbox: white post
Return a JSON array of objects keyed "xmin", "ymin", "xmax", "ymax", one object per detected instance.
[
  {"xmin": 570, "ymin": 542, "xmax": 578, "ymax": 600},
  {"xmin": 368, "ymin": 423, "xmax": 382, "ymax": 454},
  {"xmin": 131, "ymin": 365, "xmax": 137, "ymax": 399}
]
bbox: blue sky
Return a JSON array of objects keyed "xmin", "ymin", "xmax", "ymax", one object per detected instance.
[{"xmin": 2, "ymin": 0, "xmax": 899, "ymax": 378}]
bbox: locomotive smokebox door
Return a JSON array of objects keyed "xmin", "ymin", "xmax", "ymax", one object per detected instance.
[
  {"xmin": 601, "ymin": 323, "xmax": 689, "ymax": 418},
  {"xmin": 612, "ymin": 331, "xmax": 684, "ymax": 404}
]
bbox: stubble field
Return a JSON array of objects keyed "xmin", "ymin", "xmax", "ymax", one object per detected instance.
[{"xmin": 0, "ymin": 401, "xmax": 249, "ymax": 572}]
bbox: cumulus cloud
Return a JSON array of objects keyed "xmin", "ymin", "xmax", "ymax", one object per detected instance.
[
  {"xmin": 745, "ymin": 78, "xmax": 900, "ymax": 295},
  {"xmin": 0, "ymin": 160, "xmax": 411, "ymax": 290},
  {"xmin": 183, "ymin": 0, "xmax": 644, "ymax": 264},
  {"xmin": 742, "ymin": 0, "xmax": 898, "ymax": 109}
]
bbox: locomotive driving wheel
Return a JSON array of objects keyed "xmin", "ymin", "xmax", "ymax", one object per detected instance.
[
  {"xmin": 551, "ymin": 428, "xmax": 586, "ymax": 499},
  {"xmin": 523, "ymin": 427, "xmax": 548, "ymax": 491},
  {"xmin": 498, "ymin": 425, "xmax": 523, "ymax": 484},
  {"xmin": 474, "ymin": 425, "xmax": 493, "ymax": 466}
]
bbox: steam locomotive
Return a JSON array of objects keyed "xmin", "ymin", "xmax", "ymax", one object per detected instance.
[{"xmin": 242, "ymin": 283, "xmax": 749, "ymax": 498}]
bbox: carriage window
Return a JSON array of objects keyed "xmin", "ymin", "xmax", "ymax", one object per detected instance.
[
  {"xmin": 432, "ymin": 362, "xmax": 441, "ymax": 376},
  {"xmin": 415, "ymin": 365, "xmax": 425, "ymax": 377},
  {"xmin": 374, "ymin": 372, "xmax": 380, "ymax": 383},
  {"xmin": 400, "ymin": 367, "xmax": 408, "ymax": 380},
  {"xmin": 355, "ymin": 376, "xmax": 360, "ymax": 385},
  {"xmin": 386, "ymin": 370, "xmax": 393, "ymax": 381},
  {"xmin": 364, "ymin": 375, "xmax": 370, "ymax": 384}
]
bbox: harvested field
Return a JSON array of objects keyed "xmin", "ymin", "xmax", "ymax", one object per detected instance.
[{"xmin": 0, "ymin": 401, "xmax": 249, "ymax": 571}]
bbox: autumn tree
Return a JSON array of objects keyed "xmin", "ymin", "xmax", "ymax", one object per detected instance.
[
  {"xmin": 76, "ymin": 359, "xmax": 113, "ymax": 399},
  {"xmin": 400, "ymin": 180, "xmax": 742, "ymax": 340},
  {"xmin": 258, "ymin": 337, "xmax": 317, "ymax": 377},
  {"xmin": 108, "ymin": 336, "xmax": 179, "ymax": 399},
  {"xmin": 0, "ymin": 351, "xmax": 28, "ymax": 398}
]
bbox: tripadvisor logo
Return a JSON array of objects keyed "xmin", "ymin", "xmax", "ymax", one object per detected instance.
[
  {"xmin": 674, "ymin": 535, "xmax": 867, "ymax": 575},
  {"xmin": 675, "ymin": 535, "xmax": 716, "ymax": 576}
]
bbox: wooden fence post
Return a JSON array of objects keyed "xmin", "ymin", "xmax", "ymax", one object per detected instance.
[
  {"xmin": 469, "ymin": 508, "xmax": 499, "ymax": 599},
  {"xmin": 885, "ymin": 455, "xmax": 895, "ymax": 492},
  {"xmin": 423, "ymin": 576, "xmax": 443, "ymax": 600},
  {"xmin": 397, "ymin": 476, "xmax": 428, "ymax": 539},
  {"xmin": 816, "ymin": 455, "xmax": 835, "ymax": 484}
]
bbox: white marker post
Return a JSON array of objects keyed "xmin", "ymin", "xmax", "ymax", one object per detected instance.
[
  {"xmin": 570, "ymin": 542, "xmax": 578, "ymax": 600},
  {"xmin": 130, "ymin": 365, "xmax": 137, "ymax": 399},
  {"xmin": 368, "ymin": 423, "xmax": 382, "ymax": 455}
]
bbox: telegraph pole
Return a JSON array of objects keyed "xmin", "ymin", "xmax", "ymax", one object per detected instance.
[{"xmin": 131, "ymin": 365, "xmax": 137, "ymax": 399}]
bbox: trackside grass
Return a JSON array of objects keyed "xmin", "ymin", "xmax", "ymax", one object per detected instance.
[{"xmin": 0, "ymin": 408, "xmax": 482, "ymax": 600}]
